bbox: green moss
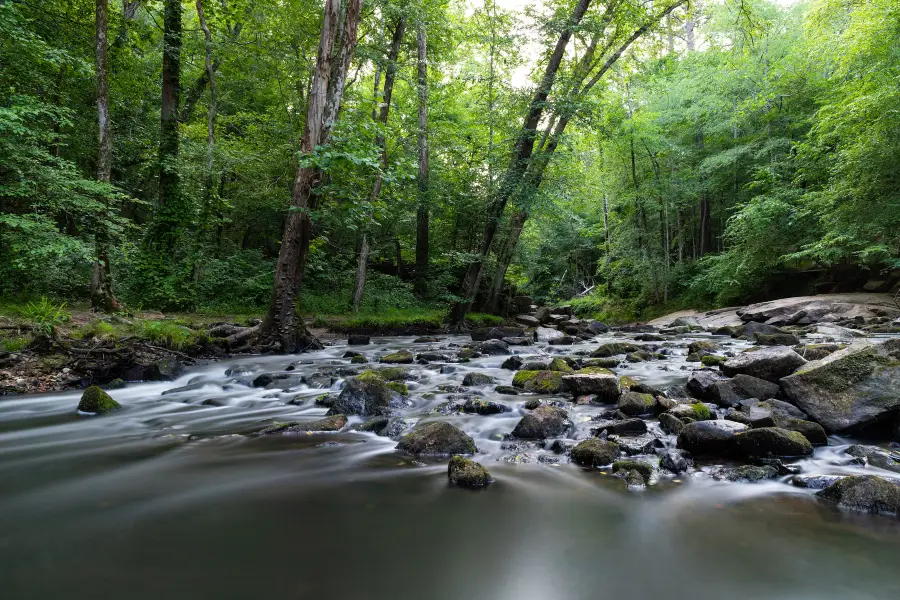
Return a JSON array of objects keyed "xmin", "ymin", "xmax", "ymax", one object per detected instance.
[
  {"xmin": 701, "ymin": 354, "xmax": 726, "ymax": 367},
  {"xmin": 386, "ymin": 381, "xmax": 409, "ymax": 396},
  {"xmin": 618, "ymin": 375, "xmax": 638, "ymax": 389},
  {"xmin": 350, "ymin": 355, "xmax": 368, "ymax": 364},
  {"xmin": 691, "ymin": 403, "xmax": 712, "ymax": 420},
  {"xmin": 77, "ymin": 385, "xmax": 121, "ymax": 414},
  {"xmin": 548, "ymin": 357, "xmax": 574, "ymax": 373},
  {"xmin": 77, "ymin": 320, "xmax": 119, "ymax": 340},
  {"xmin": 356, "ymin": 370, "xmax": 385, "ymax": 384},
  {"xmin": 582, "ymin": 358, "xmax": 619, "ymax": 369},
  {"xmin": 576, "ymin": 366, "xmax": 615, "ymax": 376},
  {"xmin": 0, "ymin": 334, "xmax": 31, "ymax": 352},
  {"xmin": 612, "ymin": 460, "xmax": 654, "ymax": 483},
  {"xmin": 376, "ymin": 367, "xmax": 410, "ymax": 381},
  {"xmin": 512, "ymin": 370, "xmax": 539, "ymax": 386},
  {"xmin": 512, "ymin": 370, "xmax": 564, "ymax": 393},
  {"xmin": 380, "ymin": 350, "xmax": 414, "ymax": 364},
  {"xmin": 130, "ymin": 319, "xmax": 199, "ymax": 350}
]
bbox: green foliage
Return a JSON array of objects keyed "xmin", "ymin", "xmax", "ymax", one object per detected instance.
[
  {"xmin": 1, "ymin": 334, "xmax": 31, "ymax": 352},
  {"xmin": 22, "ymin": 297, "xmax": 70, "ymax": 336},
  {"xmin": 130, "ymin": 320, "xmax": 199, "ymax": 350}
]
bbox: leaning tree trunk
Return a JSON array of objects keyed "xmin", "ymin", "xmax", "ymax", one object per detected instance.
[
  {"xmin": 414, "ymin": 19, "xmax": 430, "ymax": 298},
  {"xmin": 351, "ymin": 16, "xmax": 406, "ymax": 312},
  {"xmin": 262, "ymin": 0, "xmax": 361, "ymax": 351},
  {"xmin": 91, "ymin": 0, "xmax": 121, "ymax": 312},
  {"xmin": 447, "ymin": 0, "xmax": 593, "ymax": 329},
  {"xmin": 484, "ymin": 209, "xmax": 526, "ymax": 314}
]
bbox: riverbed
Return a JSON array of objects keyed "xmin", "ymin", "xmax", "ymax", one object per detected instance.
[{"xmin": 2, "ymin": 333, "xmax": 900, "ymax": 599}]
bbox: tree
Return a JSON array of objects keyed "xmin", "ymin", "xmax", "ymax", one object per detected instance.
[
  {"xmin": 91, "ymin": 0, "xmax": 121, "ymax": 312},
  {"xmin": 413, "ymin": 17, "xmax": 429, "ymax": 298}
]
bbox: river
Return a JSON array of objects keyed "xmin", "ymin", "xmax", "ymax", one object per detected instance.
[{"xmin": 2, "ymin": 333, "xmax": 900, "ymax": 599}]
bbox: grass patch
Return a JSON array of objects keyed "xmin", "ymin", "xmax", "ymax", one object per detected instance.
[
  {"xmin": 465, "ymin": 313, "xmax": 504, "ymax": 327},
  {"xmin": 1, "ymin": 334, "xmax": 31, "ymax": 352},
  {"xmin": 130, "ymin": 319, "xmax": 201, "ymax": 350}
]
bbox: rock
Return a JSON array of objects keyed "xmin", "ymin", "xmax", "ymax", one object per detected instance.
[
  {"xmin": 721, "ymin": 346, "xmax": 807, "ymax": 383},
  {"xmin": 733, "ymin": 427, "xmax": 814, "ymax": 458},
  {"xmin": 502, "ymin": 356, "xmax": 523, "ymax": 370},
  {"xmin": 667, "ymin": 402, "xmax": 714, "ymax": 422},
  {"xmin": 617, "ymin": 391, "xmax": 656, "ymax": 416},
  {"xmin": 495, "ymin": 385, "xmax": 519, "ymax": 395},
  {"xmin": 676, "ymin": 420, "xmax": 749, "ymax": 455},
  {"xmin": 613, "ymin": 434, "xmax": 664, "ymax": 456},
  {"xmin": 460, "ymin": 397, "xmax": 509, "ymax": 415},
  {"xmin": 587, "ymin": 321, "xmax": 609, "ymax": 334},
  {"xmin": 794, "ymin": 344, "xmax": 842, "ymax": 361},
  {"xmin": 414, "ymin": 336, "xmax": 441, "ymax": 343},
  {"xmin": 781, "ymin": 419, "xmax": 828, "ymax": 446},
  {"xmin": 593, "ymin": 418, "xmax": 648, "ymax": 436},
  {"xmin": 448, "ymin": 456, "xmax": 492, "ymax": 487},
  {"xmin": 396, "ymin": 422, "xmax": 477, "ymax": 455},
  {"xmin": 462, "ymin": 372, "xmax": 495, "ymax": 387},
  {"xmin": 471, "ymin": 326, "xmax": 525, "ymax": 341},
  {"xmin": 713, "ymin": 465, "xmax": 779, "ymax": 482},
  {"xmin": 259, "ymin": 414, "xmax": 347, "ymax": 434},
  {"xmin": 659, "ymin": 413, "xmax": 684, "ymax": 435},
  {"xmin": 534, "ymin": 326, "xmax": 565, "ymax": 342},
  {"xmin": 124, "ymin": 358, "xmax": 184, "ymax": 382},
  {"xmin": 570, "ymin": 438, "xmax": 620, "ymax": 467},
  {"xmin": 562, "ymin": 373, "xmax": 620, "ymax": 402},
  {"xmin": 535, "ymin": 307, "xmax": 552, "ymax": 323},
  {"xmin": 658, "ymin": 448, "xmax": 692, "ymax": 474},
  {"xmin": 331, "ymin": 373, "xmax": 401, "ymax": 416},
  {"xmin": 688, "ymin": 340, "xmax": 718, "ymax": 355},
  {"xmin": 105, "ymin": 378, "xmax": 126, "ymax": 390},
  {"xmin": 348, "ymin": 334, "xmax": 370, "ymax": 345},
  {"xmin": 523, "ymin": 398, "xmax": 542, "ymax": 410},
  {"xmin": 817, "ymin": 475, "xmax": 900, "ymax": 515},
  {"xmin": 512, "ymin": 295, "xmax": 533, "ymax": 313},
  {"xmin": 549, "ymin": 335, "xmax": 577, "ymax": 345},
  {"xmin": 755, "ymin": 333, "xmax": 801, "ymax": 346},
  {"xmin": 512, "ymin": 370, "xmax": 565, "ymax": 394},
  {"xmin": 77, "ymin": 386, "xmax": 121, "ymax": 414},
  {"xmin": 731, "ymin": 374, "xmax": 781, "ymax": 400},
  {"xmin": 792, "ymin": 474, "xmax": 844, "ymax": 489},
  {"xmin": 504, "ymin": 337, "xmax": 533, "ymax": 346},
  {"xmin": 740, "ymin": 399, "xmax": 808, "ymax": 427},
  {"xmin": 350, "ymin": 355, "xmax": 368, "ymax": 364},
  {"xmin": 739, "ymin": 294, "xmax": 900, "ymax": 325},
  {"xmin": 354, "ymin": 416, "xmax": 390, "ymax": 433},
  {"xmin": 591, "ymin": 342, "xmax": 641, "ymax": 358},
  {"xmin": 724, "ymin": 409, "xmax": 753, "ymax": 426},
  {"xmin": 547, "ymin": 357, "xmax": 575, "ymax": 373},
  {"xmin": 686, "ymin": 370, "xmax": 728, "ymax": 401},
  {"xmin": 846, "ymin": 445, "xmax": 900, "ymax": 474},
  {"xmin": 511, "ymin": 405, "xmax": 570, "ymax": 439},
  {"xmin": 380, "ymin": 350, "xmax": 414, "ymax": 364},
  {"xmin": 343, "ymin": 351, "xmax": 363, "ymax": 358},
  {"xmin": 515, "ymin": 314, "xmax": 540, "ymax": 327},
  {"xmin": 701, "ymin": 355, "xmax": 727, "ymax": 367},
  {"xmin": 780, "ymin": 340, "xmax": 900, "ymax": 433},
  {"xmin": 612, "ymin": 460, "xmax": 655, "ymax": 483},
  {"xmin": 416, "ymin": 352, "xmax": 449, "ymax": 363},
  {"xmin": 458, "ymin": 348, "xmax": 477, "ymax": 360},
  {"xmin": 474, "ymin": 339, "xmax": 510, "ymax": 355}
]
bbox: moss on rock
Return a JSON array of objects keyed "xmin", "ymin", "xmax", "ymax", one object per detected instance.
[
  {"xmin": 612, "ymin": 459, "xmax": 655, "ymax": 483},
  {"xmin": 570, "ymin": 438, "xmax": 620, "ymax": 467},
  {"xmin": 512, "ymin": 370, "xmax": 565, "ymax": 394},
  {"xmin": 77, "ymin": 386, "xmax": 121, "ymax": 414},
  {"xmin": 448, "ymin": 455, "xmax": 492, "ymax": 488},
  {"xmin": 379, "ymin": 350, "xmax": 414, "ymax": 364}
]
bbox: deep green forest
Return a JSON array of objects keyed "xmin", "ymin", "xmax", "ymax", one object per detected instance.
[{"xmin": 1, "ymin": 0, "xmax": 898, "ymax": 339}]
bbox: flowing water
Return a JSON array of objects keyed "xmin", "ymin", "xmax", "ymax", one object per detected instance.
[{"xmin": 2, "ymin": 333, "xmax": 900, "ymax": 599}]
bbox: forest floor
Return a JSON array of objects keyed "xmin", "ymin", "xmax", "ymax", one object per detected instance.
[{"xmin": 0, "ymin": 299, "xmax": 505, "ymax": 395}]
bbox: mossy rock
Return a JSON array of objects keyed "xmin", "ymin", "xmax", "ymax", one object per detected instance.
[
  {"xmin": 612, "ymin": 460, "xmax": 655, "ymax": 483},
  {"xmin": 105, "ymin": 378, "xmax": 127, "ymax": 390},
  {"xmin": 386, "ymin": 381, "xmax": 409, "ymax": 396},
  {"xmin": 691, "ymin": 402, "xmax": 712, "ymax": 420},
  {"xmin": 77, "ymin": 386, "xmax": 121, "ymax": 414},
  {"xmin": 570, "ymin": 438, "xmax": 620, "ymax": 467},
  {"xmin": 582, "ymin": 358, "xmax": 619, "ymax": 369},
  {"xmin": 617, "ymin": 391, "xmax": 656, "ymax": 416},
  {"xmin": 350, "ymin": 355, "xmax": 368, "ymax": 364},
  {"xmin": 701, "ymin": 354, "xmax": 726, "ymax": 367},
  {"xmin": 396, "ymin": 422, "xmax": 477, "ymax": 455},
  {"xmin": 259, "ymin": 414, "xmax": 347, "ymax": 434},
  {"xmin": 688, "ymin": 340, "xmax": 718, "ymax": 354},
  {"xmin": 511, "ymin": 370, "xmax": 565, "ymax": 394},
  {"xmin": 523, "ymin": 398, "xmax": 542, "ymax": 410},
  {"xmin": 377, "ymin": 367, "xmax": 412, "ymax": 381},
  {"xmin": 618, "ymin": 375, "xmax": 638, "ymax": 389},
  {"xmin": 714, "ymin": 465, "xmax": 779, "ymax": 482},
  {"xmin": 462, "ymin": 372, "xmax": 496, "ymax": 387},
  {"xmin": 733, "ymin": 427, "xmax": 813, "ymax": 458},
  {"xmin": 458, "ymin": 348, "xmax": 477, "ymax": 359},
  {"xmin": 576, "ymin": 366, "xmax": 615, "ymax": 376},
  {"xmin": 817, "ymin": 475, "xmax": 900, "ymax": 515},
  {"xmin": 591, "ymin": 342, "xmax": 641, "ymax": 358},
  {"xmin": 448, "ymin": 456, "xmax": 492, "ymax": 488},
  {"xmin": 547, "ymin": 357, "xmax": 574, "ymax": 373},
  {"xmin": 380, "ymin": 350, "xmax": 414, "ymax": 364}
]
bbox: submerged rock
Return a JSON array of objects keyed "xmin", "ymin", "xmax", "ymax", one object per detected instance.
[
  {"xmin": 511, "ymin": 405, "xmax": 570, "ymax": 439},
  {"xmin": 77, "ymin": 386, "xmax": 121, "ymax": 414},
  {"xmin": 448, "ymin": 456, "xmax": 492, "ymax": 488},
  {"xmin": 259, "ymin": 414, "xmax": 347, "ymax": 434},
  {"xmin": 780, "ymin": 340, "xmax": 900, "ymax": 433},
  {"xmin": 713, "ymin": 465, "xmax": 779, "ymax": 483},
  {"xmin": 721, "ymin": 346, "xmax": 807, "ymax": 383},
  {"xmin": 817, "ymin": 475, "xmax": 900, "ymax": 516},
  {"xmin": 396, "ymin": 422, "xmax": 477, "ymax": 455},
  {"xmin": 612, "ymin": 460, "xmax": 655, "ymax": 484},
  {"xmin": 570, "ymin": 438, "xmax": 620, "ymax": 467}
]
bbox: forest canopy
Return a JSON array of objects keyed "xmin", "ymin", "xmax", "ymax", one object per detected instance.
[{"xmin": 1, "ymin": 0, "xmax": 897, "ymax": 328}]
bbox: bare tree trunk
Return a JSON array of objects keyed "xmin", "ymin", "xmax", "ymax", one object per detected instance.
[
  {"xmin": 447, "ymin": 0, "xmax": 593, "ymax": 328},
  {"xmin": 414, "ymin": 20, "xmax": 430, "ymax": 298},
  {"xmin": 91, "ymin": 0, "xmax": 121, "ymax": 312},
  {"xmin": 484, "ymin": 209, "xmax": 526, "ymax": 313},
  {"xmin": 263, "ymin": 0, "xmax": 361, "ymax": 351},
  {"xmin": 352, "ymin": 16, "xmax": 406, "ymax": 312}
]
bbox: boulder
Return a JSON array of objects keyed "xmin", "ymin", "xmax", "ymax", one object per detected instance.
[
  {"xmin": 743, "ymin": 321, "xmax": 787, "ymax": 337},
  {"xmin": 562, "ymin": 373, "xmax": 619, "ymax": 401},
  {"xmin": 460, "ymin": 397, "xmax": 510, "ymax": 415},
  {"xmin": 592, "ymin": 418, "xmax": 648, "ymax": 436},
  {"xmin": 686, "ymin": 370, "xmax": 729, "ymax": 402},
  {"xmin": 657, "ymin": 448, "xmax": 693, "ymax": 474},
  {"xmin": 501, "ymin": 356, "xmax": 524, "ymax": 370},
  {"xmin": 474, "ymin": 339, "xmax": 510, "ymax": 355},
  {"xmin": 511, "ymin": 405, "xmax": 570, "ymax": 439},
  {"xmin": 512, "ymin": 295, "xmax": 533, "ymax": 313},
  {"xmin": 731, "ymin": 374, "xmax": 781, "ymax": 400},
  {"xmin": 659, "ymin": 413, "xmax": 684, "ymax": 435},
  {"xmin": 462, "ymin": 372, "xmax": 495, "ymax": 387},
  {"xmin": 570, "ymin": 438, "xmax": 620, "ymax": 467},
  {"xmin": 548, "ymin": 335, "xmax": 577, "ymax": 346},
  {"xmin": 534, "ymin": 326, "xmax": 565, "ymax": 342},
  {"xmin": 755, "ymin": 333, "xmax": 800, "ymax": 346},
  {"xmin": 817, "ymin": 475, "xmax": 900, "ymax": 515},
  {"xmin": 587, "ymin": 321, "xmax": 609, "ymax": 334},
  {"xmin": 495, "ymin": 385, "xmax": 520, "ymax": 395},
  {"xmin": 740, "ymin": 399, "xmax": 808, "ymax": 427},
  {"xmin": 721, "ymin": 346, "xmax": 807, "ymax": 383},
  {"xmin": 331, "ymin": 373, "xmax": 401, "ymax": 416},
  {"xmin": 535, "ymin": 307, "xmax": 552, "ymax": 324},
  {"xmin": 380, "ymin": 350, "xmax": 414, "ymax": 364},
  {"xmin": 348, "ymin": 334, "xmax": 370, "ymax": 345},
  {"xmin": 512, "ymin": 370, "xmax": 565, "ymax": 394},
  {"xmin": 396, "ymin": 422, "xmax": 477, "ymax": 455},
  {"xmin": 780, "ymin": 340, "xmax": 900, "ymax": 433},
  {"xmin": 547, "ymin": 357, "xmax": 575, "ymax": 373},
  {"xmin": 77, "ymin": 386, "xmax": 121, "ymax": 414},
  {"xmin": 794, "ymin": 344, "xmax": 842, "ymax": 361},
  {"xmin": 448, "ymin": 456, "xmax": 492, "ymax": 487},
  {"xmin": 739, "ymin": 294, "xmax": 900, "ymax": 324},
  {"xmin": 845, "ymin": 445, "xmax": 900, "ymax": 474},
  {"xmin": 591, "ymin": 342, "xmax": 641, "ymax": 358},
  {"xmin": 676, "ymin": 420, "xmax": 749, "ymax": 455},
  {"xmin": 733, "ymin": 427, "xmax": 814, "ymax": 458},
  {"xmin": 713, "ymin": 465, "xmax": 779, "ymax": 482},
  {"xmin": 667, "ymin": 402, "xmax": 714, "ymax": 422},
  {"xmin": 617, "ymin": 391, "xmax": 656, "ymax": 416},
  {"xmin": 515, "ymin": 314, "xmax": 541, "ymax": 327},
  {"xmin": 612, "ymin": 460, "xmax": 655, "ymax": 484}
]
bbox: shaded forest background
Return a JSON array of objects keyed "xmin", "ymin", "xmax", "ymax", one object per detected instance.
[{"xmin": 1, "ymin": 0, "xmax": 898, "ymax": 324}]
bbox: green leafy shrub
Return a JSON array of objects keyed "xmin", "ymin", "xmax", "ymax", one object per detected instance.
[
  {"xmin": 21, "ymin": 297, "xmax": 70, "ymax": 336},
  {"xmin": 130, "ymin": 319, "xmax": 198, "ymax": 350}
]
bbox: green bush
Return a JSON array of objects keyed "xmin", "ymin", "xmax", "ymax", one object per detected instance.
[{"xmin": 21, "ymin": 297, "xmax": 70, "ymax": 336}]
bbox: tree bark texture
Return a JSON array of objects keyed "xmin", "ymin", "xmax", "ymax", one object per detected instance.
[{"xmin": 414, "ymin": 20, "xmax": 430, "ymax": 298}]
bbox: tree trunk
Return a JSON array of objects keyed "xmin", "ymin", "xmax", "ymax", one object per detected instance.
[
  {"xmin": 195, "ymin": 0, "xmax": 216, "ymax": 250},
  {"xmin": 263, "ymin": 0, "xmax": 361, "ymax": 351},
  {"xmin": 484, "ymin": 209, "xmax": 526, "ymax": 314},
  {"xmin": 151, "ymin": 0, "xmax": 184, "ymax": 255},
  {"xmin": 414, "ymin": 20, "xmax": 430, "ymax": 298},
  {"xmin": 352, "ymin": 16, "xmax": 406, "ymax": 312},
  {"xmin": 91, "ymin": 0, "xmax": 121, "ymax": 312},
  {"xmin": 447, "ymin": 0, "xmax": 593, "ymax": 329}
]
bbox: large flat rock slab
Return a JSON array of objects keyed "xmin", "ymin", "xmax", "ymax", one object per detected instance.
[
  {"xmin": 737, "ymin": 293, "xmax": 900, "ymax": 323},
  {"xmin": 647, "ymin": 307, "xmax": 743, "ymax": 329}
]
